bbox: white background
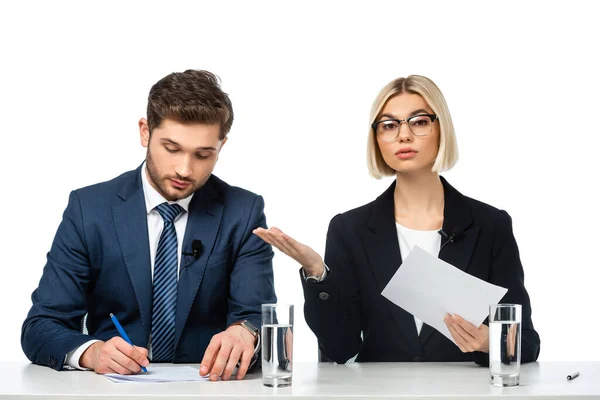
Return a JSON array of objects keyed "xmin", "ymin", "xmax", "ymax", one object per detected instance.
[{"xmin": 1, "ymin": 1, "xmax": 598, "ymax": 364}]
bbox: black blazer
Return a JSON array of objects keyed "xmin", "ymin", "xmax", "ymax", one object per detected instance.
[{"xmin": 302, "ymin": 177, "xmax": 540, "ymax": 365}]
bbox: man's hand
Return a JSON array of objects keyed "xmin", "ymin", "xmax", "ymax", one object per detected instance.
[
  {"xmin": 199, "ymin": 325, "xmax": 256, "ymax": 381},
  {"xmin": 444, "ymin": 314, "xmax": 489, "ymax": 353},
  {"xmin": 80, "ymin": 337, "xmax": 149, "ymax": 374}
]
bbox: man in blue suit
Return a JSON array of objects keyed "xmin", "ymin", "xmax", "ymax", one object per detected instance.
[{"xmin": 21, "ymin": 70, "xmax": 276, "ymax": 381}]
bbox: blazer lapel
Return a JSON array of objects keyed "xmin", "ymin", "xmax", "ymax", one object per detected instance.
[
  {"xmin": 362, "ymin": 181, "xmax": 423, "ymax": 358},
  {"xmin": 418, "ymin": 176, "xmax": 480, "ymax": 346},
  {"xmin": 173, "ymin": 177, "xmax": 223, "ymax": 349},
  {"xmin": 113, "ymin": 167, "xmax": 153, "ymax": 343}
]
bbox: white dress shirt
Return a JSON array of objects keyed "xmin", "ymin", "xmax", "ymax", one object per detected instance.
[{"xmin": 395, "ymin": 223, "xmax": 441, "ymax": 335}]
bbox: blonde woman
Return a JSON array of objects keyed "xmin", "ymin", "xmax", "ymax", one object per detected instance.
[{"xmin": 254, "ymin": 75, "xmax": 540, "ymax": 365}]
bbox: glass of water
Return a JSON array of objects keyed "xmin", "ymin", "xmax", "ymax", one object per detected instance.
[
  {"xmin": 489, "ymin": 304, "xmax": 522, "ymax": 387},
  {"xmin": 261, "ymin": 304, "xmax": 293, "ymax": 387}
]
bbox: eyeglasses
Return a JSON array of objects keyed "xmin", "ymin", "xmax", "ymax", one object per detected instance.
[{"xmin": 372, "ymin": 114, "xmax": 438, "ymax": 142}]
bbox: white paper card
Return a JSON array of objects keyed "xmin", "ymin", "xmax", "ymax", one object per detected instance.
[
  {"xmin": 381, "ymin": 246, "xmax": 508, "ymax": 343},
  {"xmin": 104, "ymin": 366, "xmax": 208, "ymax": 383}
]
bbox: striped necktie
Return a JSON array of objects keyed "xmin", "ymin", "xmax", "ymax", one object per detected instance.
[{"xmin": 151, "ymin": 202, "xmax": 184, "ymax": 362}]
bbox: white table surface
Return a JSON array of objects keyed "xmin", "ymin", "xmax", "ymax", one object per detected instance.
[{"xmin": 0, "ymin": 361, "xmax": 597, "ymax": 399}]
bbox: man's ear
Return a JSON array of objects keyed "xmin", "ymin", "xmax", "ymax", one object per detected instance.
[
  {"xmin": 218, "ymin": 136, "xmax": 228, "ymax": 151},
  {"xmin": 139, "ymin": 118, "xmax": 150, "ymax": 148},
  {"xmin": 215, "ymin": 136, "xmax": 228, "ymax": 162}
]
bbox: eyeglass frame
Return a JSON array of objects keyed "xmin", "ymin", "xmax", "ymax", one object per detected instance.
[{"xmin": 371, "ymin": 113, "xmax": 439, "ymax": 142}]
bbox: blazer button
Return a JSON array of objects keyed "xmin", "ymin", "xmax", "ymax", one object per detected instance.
[
  {"xmin": 318, "ymin": 292, "xmax": 329, "ymax": 301},
  {"xmin": 48, "ymin": 356, "xmax": 58, "ymax": 367},
  {"xmin": 412, "ymin": 356, "xmax": 423, "ymax": 362}
]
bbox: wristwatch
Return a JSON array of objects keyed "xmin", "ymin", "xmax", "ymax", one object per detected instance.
[
  {"xmin": 305, "ymin": 273, "xmax": 323, "ymax": 283},
  {"xmin": 230, "ymin": 320, "xmax": 259, "ymax": 339},
  {"xmin": 303, "ymin": 264, "xmax": 329, "ymax": 283}
]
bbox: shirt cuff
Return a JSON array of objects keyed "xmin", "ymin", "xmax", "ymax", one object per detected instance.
[
  {"xmin": 301, "ymin": 263, "xmax": 329, "ymax": 282},
  {"xmin": 247, "ymin": 330, "xmax": 261, "ymax": 368},
  {"xmin": 65, "ymin": 339, "xmax": 101, "ymax": 370}
]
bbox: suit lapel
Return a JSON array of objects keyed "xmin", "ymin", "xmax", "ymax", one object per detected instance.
[
  {"xmin": 363, "ymin": 181, "xmax": 423, "ymax": 357},
  {"xmin": 418, "ymin": 176, "xmax": 479, "ymax": 346},
  {"xmin": 173, "ymin": 177, "xmax": 223, "ymax": 349},
  {"xmin": 113, "ymin": 167, "xmax": 153, "ymax": 343}
]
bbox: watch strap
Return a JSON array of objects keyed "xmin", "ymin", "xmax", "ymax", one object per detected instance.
[{"xmin": 230, "ymin": 320, "xmax": 259, "ymax": 338}]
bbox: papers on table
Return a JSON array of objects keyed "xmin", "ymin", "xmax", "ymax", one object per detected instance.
[
  {"xmin": 381, "ymin": 246, "xmax": 508, "ymax": 344},
  {"xmin": 104, "ymin": 366, "xmax": 209, "ymax": 383}
]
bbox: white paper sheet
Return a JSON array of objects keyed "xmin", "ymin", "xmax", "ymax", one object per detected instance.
[
  {"xmin": 381, "ymin": 246, "xmax": 508, "ymax": 343},
  {"xmin": 104, "ymin": 366, "xmax": 209, "ymax": 383}
]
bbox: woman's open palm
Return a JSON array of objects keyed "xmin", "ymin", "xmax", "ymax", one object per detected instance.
[{"xmin": 253, "ymin": 227, "xmax": 323, "ymax": 272}]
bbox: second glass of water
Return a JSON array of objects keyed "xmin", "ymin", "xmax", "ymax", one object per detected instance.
[
  {"xmin": 261, "ymin": 304, "xmax": 293, "ymax": 387},
  {"xmin": 489, "ymin": 304, "xmax": 522, "ymax": 387}
]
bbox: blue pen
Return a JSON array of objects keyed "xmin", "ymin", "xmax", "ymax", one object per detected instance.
[{"xmin": 109, "ymin": 313, "xmax": 148, "ymax": 373}]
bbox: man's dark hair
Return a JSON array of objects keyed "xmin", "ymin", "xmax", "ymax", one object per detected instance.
[{"xmin": 147, "ymin": 69, "xmax": 233, "ymax": 139}]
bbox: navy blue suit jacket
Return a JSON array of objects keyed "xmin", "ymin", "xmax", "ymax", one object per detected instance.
[
  {"xmin": 303, "ymin": 177, "xmax": 540, "ymax": 365},
  {"xmin": 22, "ymin": 165, "xmax": 277, "ymax": 370}
]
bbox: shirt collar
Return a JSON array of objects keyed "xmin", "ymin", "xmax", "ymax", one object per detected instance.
[{"xmin": 141, "ymin": 162, "xmax": 194, "ymax": 215}]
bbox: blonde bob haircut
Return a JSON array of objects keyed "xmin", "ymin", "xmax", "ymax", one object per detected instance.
[{"xmin": 367, "ymin": 75, "xmax": 459, "ymax": 179}]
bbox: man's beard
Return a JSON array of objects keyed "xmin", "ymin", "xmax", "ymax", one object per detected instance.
[{"xmin": 145, "ymin": 149, "xmax": 208, "ymax": 201}]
